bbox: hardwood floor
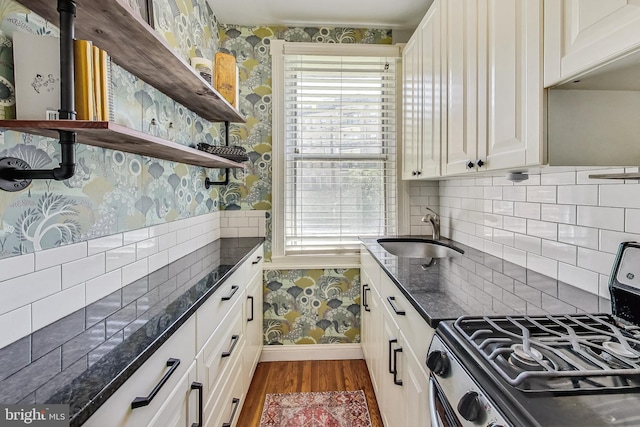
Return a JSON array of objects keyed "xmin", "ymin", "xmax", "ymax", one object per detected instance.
[{"xmin": 237, "ymin": 359, "xmax": 384, "ymax": 426}]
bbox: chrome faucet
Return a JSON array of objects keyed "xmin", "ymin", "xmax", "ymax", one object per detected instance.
[{"xmin": 421, "ymin": 207, "xmax": 440, "ymax": 240}]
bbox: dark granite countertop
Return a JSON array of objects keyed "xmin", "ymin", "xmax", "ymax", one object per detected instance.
[
  {"xmin": 362, "ymin": 237, "xmax": 612, "ymax": 328},
  {"xmin": 0, "ymin": 237, "xmax": 264, "ymax": 426}
]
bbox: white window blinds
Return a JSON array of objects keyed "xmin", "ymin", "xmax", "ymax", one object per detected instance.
[{"xmin": 283, "ymin": 53, "xmax": 398, "ymax": 254}]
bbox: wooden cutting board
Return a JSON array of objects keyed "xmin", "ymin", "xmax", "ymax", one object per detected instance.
[{"xmin": 214, "ymin": 52, "xmax": 237, "ymax": 108}]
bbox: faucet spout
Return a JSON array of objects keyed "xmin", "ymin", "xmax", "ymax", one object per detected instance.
[{"xmin": 421, "ymin": 207, "xmax": 440, "ymax": 240}]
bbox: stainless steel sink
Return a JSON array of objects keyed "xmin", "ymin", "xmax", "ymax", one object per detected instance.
[{"xmin": 377, "ymin": 238, "xmax": 464, "ymax": 258}]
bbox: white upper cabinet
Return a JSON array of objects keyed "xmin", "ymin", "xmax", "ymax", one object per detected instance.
[
  {"xmin": 402, "ymin": 0, "xmax": 441, "ymax": 179},
  {"xmin": 479, "ymin": 0, "xmax": 543, "ymax": 170},
  {"xmin": 544, "ymin": 0, "xmax": 640, "ymax": 87},
  {"xmin": 442, "ymin": 0, "xmax": 543, "ymax": 175}
]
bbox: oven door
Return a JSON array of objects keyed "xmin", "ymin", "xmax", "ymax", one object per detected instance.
[{"xmin": 429, "ymin": 375, "xmax": 462, "ymax": 427}]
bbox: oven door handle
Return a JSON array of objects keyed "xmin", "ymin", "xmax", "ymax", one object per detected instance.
[{"xmin": 429, "ymin": 377, "xmax": 444, "ymax": 427}]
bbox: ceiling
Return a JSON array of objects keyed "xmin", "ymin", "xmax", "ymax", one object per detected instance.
[{"xmin": 210, "ymin": 0, "xmax": 433, "ymax": 30}]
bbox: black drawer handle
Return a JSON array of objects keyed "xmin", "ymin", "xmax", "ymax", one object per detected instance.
[
  {"xmin": 252, "ymin": 256, "xmax": 263, "ymax": 265},
  {"xmin": 221, "ymin": 285, "xmax": 239, "ymax": 301},
  {"xmin": 222, "ymin": 397, "xmax": 241, "ymax": 427},
  {"xmin": 190, "ymin": 381, "xmax": 203, "ymax": 427},
  {"xmin": 221, "ymin": 335, "xmax": 240, "ymax": 358},
  {"xmin": 247, "ymin": 295, "xmax": 254, "ymax": 321},
  {"xmin": 362, "ymin": 284, "xmax": 370, "ymax": 312},
  {"xmin": 388, "ymin": 338, "xmax": 397, "ymax": 374},
  {"xmin": 387, "ymin": 296, "xmax": 406, "ymax": 316},
  {"xmin": 131, "ymin": 358, "xmax": 180, "ymax": 409},
  {"xmin": 393, "ymin": 346, "xmax": 403, "ymax": 386}
]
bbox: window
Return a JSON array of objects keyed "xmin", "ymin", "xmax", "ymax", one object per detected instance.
[{"xmin": 272, "ymin": 42, "xmax": 401, "ymax": 257}]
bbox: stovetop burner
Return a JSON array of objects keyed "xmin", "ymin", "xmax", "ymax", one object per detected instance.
[{"xmin": 453, "ymin": 314, "xmax": 640, "ymax": 392}]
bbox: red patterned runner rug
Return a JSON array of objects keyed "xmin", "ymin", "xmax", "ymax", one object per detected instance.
[{"xmin": 259, "ymin": 390, "xmax": 373, "ymax": 427}]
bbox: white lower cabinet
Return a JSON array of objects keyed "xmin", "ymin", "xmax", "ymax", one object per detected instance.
[
  {"xmin": 84, "ymin": 244, "xmax": 264, "ymax": 427},
  {"xmin": 360, "ymin": 247, "xmax": 433, "ymax": 427}
]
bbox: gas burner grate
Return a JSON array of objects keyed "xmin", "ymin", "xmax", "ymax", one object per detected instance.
[{"xmin": 454, "ymin": 314, "xmax": 640, "ymax": 392}]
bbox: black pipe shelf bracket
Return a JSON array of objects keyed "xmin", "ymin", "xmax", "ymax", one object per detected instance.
[
  {"xmin": 0, "ymin": 0, "xmax": 77, "ymax": 192},
  {"xmin": 204, "ymin": 121, "xmax": 243, "ymax": 188}
]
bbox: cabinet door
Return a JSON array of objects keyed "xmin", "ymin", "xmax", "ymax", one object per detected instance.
[
  {"xmin": 399, "ymin": 331, "xmax": 431, "ymax": 427},
  {"xmin": 418, "ymin": 0, "xmax": 442, "ymax": 178},
  {"xmin": 243, "ymin": 269, "xmax": 263, "ymax": 389},
  {"xmin": 479, "ymin": 0, "xmax": 543, "ymax": 170},
  {"xmin": 402, "ymin": 33, "xmax": 422, "ymax": 179},
  {"xmin": 361, "ymin": 272, "xmax": 383, "ymax": 396},
  {"xmin": 148, "ymin": 361, "xmax": 199, "ymax": 427},
  {"xmin": 442, "ymin": 0, "xmax": 479, "ymax": 175},
  {"xmin": 545, "ymin": 0, "xmax": 640, "ymax": 87},
  {"xmin": 379, "ymin": 309, "xmax": 405, "ymax": 427}
]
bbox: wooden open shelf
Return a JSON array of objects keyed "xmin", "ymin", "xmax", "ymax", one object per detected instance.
[
  {"xmin": 16, "ymin": 0, "xmax": 245, "ymax": 123},
  {"xmin": 0, "ymin": 120, "xmax": 245, "ymax": 169}
]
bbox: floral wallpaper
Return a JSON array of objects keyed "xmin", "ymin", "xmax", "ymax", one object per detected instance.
[
  {"xmin": 0, "ymin": 0, "xmax": 224, "ymax": 259},
  {"xmin": 263, "ymin": 268, "xmax": 361, "ymax": 345},
  {"xmin": 218, "ymin": 25, "xmax": 392, "ymax": 259}
]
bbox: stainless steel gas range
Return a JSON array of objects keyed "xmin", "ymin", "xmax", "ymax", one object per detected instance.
[{"xmin": 427, "ymin": 242, "xmax": 640, "ymax": 427}]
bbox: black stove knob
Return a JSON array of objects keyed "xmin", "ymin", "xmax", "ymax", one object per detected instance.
[
  {"xmin": 457, "ymin": 391, "xmax": 481, "ymax": 422},
  {"xmin": 426, "ymin": 350, "xmax": 450, "ymax": 376}
]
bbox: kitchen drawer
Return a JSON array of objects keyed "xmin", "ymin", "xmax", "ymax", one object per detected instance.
[
  {"xmin": 196, "ymin": 299, "xmax": 244, "ymax": 417},
  {"xmin": 245, "ymin": 244, "xmax": 264, "ymax": 285},
  {"xmin": 147, "ymin": 361, "xmax": 198, "ymax": 427},
  {"xmin": 380, "ymin": 273, "xmax": 434, "ymax": 362},
  {"xmin": 196, "ymin": 267, "xmax": 245, "ymax": 350},
  {"xmin": 205, "ymin": 343, "xmax": 246, "ymax": 427},
  {"xmin": 360, "ymin": 246, "xmax": 381, "ymax": 293},
  {"xmin": 84, "ymin": 316, "xmax": 196, "ymax": 427}
]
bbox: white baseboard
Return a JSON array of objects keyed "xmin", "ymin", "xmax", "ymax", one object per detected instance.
[{"xmin": 259, "ymin": 344, "xmax": 364, "ymax": 362}]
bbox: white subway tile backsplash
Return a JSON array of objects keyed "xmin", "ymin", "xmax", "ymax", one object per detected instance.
[
  {"xmin": 527, "ymin": 220, "xmax": 558, "ymax": 240},
  {"xmin": 558, "ymin": 263, "xmax": 599, "ymax": 294},
  {"xmin": 0, "ymin": 306, "xmax": 31, "ymax": 350},
  {"xmin": 527, "ymin": 253, "xmax": 558, "ymax": 279},
  {"xmin": 86, "ymin": 269, "xmax": 122, "ymax": 304},
  {"xmin": 148, "ymin": 250, "xmax": 168, "ymax": 273},
  {"xmin": 514, "ymin": 202, "xmax": 541, "ymax": 220},
  {"xmin": 159, "ymin": 231, "xmax": 177, "ymax": 251},
  {"xmin": 558, "ymin": 224, "xmax": 599, "ymax": 249},
  {"xmin": 483, "ymin": 186, "xmax": 503, "ymax": 200},
  {"xmin": 106, "ymin": 244, "xmax": 136, "ymax": 272},
  {"xmin": 503, "ymin": 216, "xmax": 527, "ymax": 234},
  {"xmin": 121, "ymin": 259, "xmax": 148, "ymax": 285},
  {"xmin": 87, "ymin": 234, "xmax": 123, "ymax": 256},
  {"xmin": 541, "ymin": 204, "xmax": 576, "ymax": 224},
  {"xmin": 0, "ymin": 267, "xmax": 61, "ymax": 315},
  {"xmin": 577, "ymin": 206, "xmax": 624, "ymax": 231},
  {"xmin": 503, "ymin": 186, "xmax": 526, "ymax": 201},
  {"xmin": 123, "ymin": 228, "xmax": 150, "ymax": 245},
  {"xmin": 521, "ymin": 175, "xmax": 541, "ymax": 186},
  {"xmin": 32, "ymin": 283, "xmax": 85, "ymax": 331},
  {"xmin": 62, "ymin": 253, "xmax": 106, "ymax": 289},
  {"xmin": 36, "ymin": 242, "xmax": 87, "ymax": 271},
  {"xmin": 515, "ymin": 234, "xmax": 541, "ymax": 254},
  {"xmin": 503, "ymin": 246, "xmax": 527, "ymax": 267},
  {"xmin": 626, "ymin": 209, "xmax": 640, "ymax": 234},
  {"xmin": 599, "ymin": 230, "xmax": 640, "ymax": 254},
  {"xmin": 542, "ymin": 240, "xmax": 577, "ymax": 265},
  {"xmin": 577, "ymin": 247, "xmax": 616, "ymax": 276},
  {"xmin": 527, "ymin": 186, "xmax": 557, "ymax": 203},
  {"xmin": 0, "ymin": 253, "xmax": 34, "ymax": 282},
  {"xmin": 493, "ymin": 201, "xmax": 514, "ymax": 216},
  {"xmin": 541, "ymin": 172, "xmax": 575, "ymax": 186},
  {"xmin": 136, "ymin": 237, "xmax": 159, "ymax": 260},
  {"xmin": 557, "ymin": 185, "xmax": 598, "ymax": 206},
  {"xmin": 600, "ymin": 184, "xmax": 640, "ymax": 208},
  {"xmin": 493, "ymin": 229, "xmax": 514, "ymax": 246}
]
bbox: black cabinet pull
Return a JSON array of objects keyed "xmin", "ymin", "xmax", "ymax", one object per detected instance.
[
  {"xmin": 252, "ymin": 256, "xmax": 263, "ymax": 265},
  {"xmin": 222, "ymin": 397, "xmax": 241, "ymax": 427},
  {"xmin": 388, "ymin": 338, "xmax": 397, "ymax": 374},
  {"xmin": 221, "ymin": 335, "xmax": 240, "ymax": 358},
  {"xmin": 466, "ymin": 160, "xmax": 475, "ymax": 169},
  {"xmin": 393, "ymin": 346, "xmax": 403, "ymax": 386},
  {"xmin": 221, "ymin": 285, "xmax": 239, "ymax": 301},
  {"xmin": 131, "ymin": 358, "xmax": 180, "ymax": 409},
  {"xmin": 476, "ymin": 159, "xmax": 485, "ymax": 168},
  {"xmin": 247, "ymin": 295, "xmax": 254, "ymax": 321},
  {"xmin": 190, "ymin": 381, "xmax": 203, "ymax": 427},
  {"xmin": 387, "ymin": 296, "xmax": 406, "ymax": 316},
  {"xmin": 362, "ymin": 284, "xmax": 370, "ymax": 312}
]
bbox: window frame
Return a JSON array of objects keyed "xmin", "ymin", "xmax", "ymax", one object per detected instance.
[{"xmin": 270, "ymin": 40, "xmax": 405, "ymax": 266}]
